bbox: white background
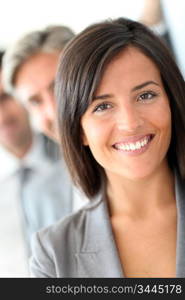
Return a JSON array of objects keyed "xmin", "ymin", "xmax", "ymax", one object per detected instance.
[
  {"xmin": 0, "ymin": 0, "xmax": 185, "ymax": 76},
  {"xmin": 0, "ymin": 0, "xmax": 145, "ymax": 48}
]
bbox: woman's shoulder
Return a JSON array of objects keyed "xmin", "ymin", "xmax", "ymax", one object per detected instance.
[
  {"xmin": 38, "ymin": 194, "xmax": 101, "ymax": 239},
  {"xmin": 30, "ymin": 195, "xmax": 103, "ymax": 277}
]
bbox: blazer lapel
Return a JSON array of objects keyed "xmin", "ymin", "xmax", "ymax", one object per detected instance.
[{"xmin": 75, "ymin": 197, "xmax": 123, "ymax": 277}]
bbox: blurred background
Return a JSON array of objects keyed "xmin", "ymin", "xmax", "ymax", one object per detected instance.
[
  {"xmin": 0, "ymin": 0, "xmax": 185, "ymax": 77},
  {"xmin": 0, "ymin": 0, "xmax": 143, "ymax": 46}
]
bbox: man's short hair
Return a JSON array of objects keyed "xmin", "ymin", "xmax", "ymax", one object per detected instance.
[{"xmin": 2, "ymin": 25, "xmax": 75, "ymax": 95}]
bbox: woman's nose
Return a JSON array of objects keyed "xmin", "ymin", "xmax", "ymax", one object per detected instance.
[{"xmin": 115, "ymin": 103, "xmax": 144, "ymax": 132}]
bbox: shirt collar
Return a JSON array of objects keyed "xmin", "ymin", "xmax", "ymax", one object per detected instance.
[{"xmin": 0, "ymin": 131, "xmax": 51, "ymax": 181}]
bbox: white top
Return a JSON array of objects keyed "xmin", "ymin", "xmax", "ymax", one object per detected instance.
[{"xmin": 0, "ymin": 131, "xmax": 52, "ymax": 277}]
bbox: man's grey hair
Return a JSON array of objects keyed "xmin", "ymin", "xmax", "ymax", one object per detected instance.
[{"xmin": 2, "ymin": 25, "xmax": 75, "ymax": 95}]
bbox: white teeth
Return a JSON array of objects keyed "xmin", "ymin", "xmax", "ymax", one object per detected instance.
[
  {"xmin": 114, "ymin": 136, "xmax": 151, "ymax": 152},
  {"xmin": 136, "ymin": 141, "xmax": 141, "ymax": 149},
  {"xmin": 130, "ymin": 143, "xmax": 135, "ymax": 150},
  {"xmin": 143, "ymin": 138, "xmax": 147, "ymax": 145}
]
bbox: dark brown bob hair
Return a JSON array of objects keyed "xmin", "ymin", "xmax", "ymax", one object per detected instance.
[{"xmin": 56, "ymin": 17, "xmax": 185, "ymax": 199}]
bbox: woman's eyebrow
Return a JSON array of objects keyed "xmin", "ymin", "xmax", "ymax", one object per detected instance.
[
  {"xmin": 92, "ymin": 94, "xmax": 113, "ymax": 101},
  {"xmin": 132, "ymin": 80, "xmax": 159, "ymax": 92}
]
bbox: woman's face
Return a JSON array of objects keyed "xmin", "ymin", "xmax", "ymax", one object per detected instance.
[{"xmin": 81, "ymin": 47, "xmax": 171, "ymax": 181}]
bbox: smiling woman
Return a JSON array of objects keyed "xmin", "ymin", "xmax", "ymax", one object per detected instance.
[
  {"xmin": 81, "ymin": 47, "xmax": 171, "ymax": 181},
  {"xmin": 30, "ymin": 18, "xmax": 185, "ymax": 278}
]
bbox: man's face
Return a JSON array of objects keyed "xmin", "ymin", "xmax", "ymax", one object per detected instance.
[
  {"xmin": 0, "ymin": 72, "xmax": 31, "ymax": 151},
  {"xmin": 14, "ymin": 52, "xmax": 60, "ymax": 140}
]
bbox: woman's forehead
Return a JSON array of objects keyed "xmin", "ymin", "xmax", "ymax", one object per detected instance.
[{"xmin": 94, "ymin": 47, "xmax": 162, "ymax": 94}]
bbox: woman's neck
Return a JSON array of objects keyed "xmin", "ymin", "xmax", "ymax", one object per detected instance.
[{"xmin": 107, "ymin": 162, "xmax": 175, "ymax": 218}]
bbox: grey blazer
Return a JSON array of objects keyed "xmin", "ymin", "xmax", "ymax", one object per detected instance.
[{"xmin": 30, "ymin": 172, "xmax": 185, "ymax": 277}]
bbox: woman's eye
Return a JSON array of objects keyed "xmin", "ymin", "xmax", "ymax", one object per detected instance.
[
  {"xmin": 29, "ymin": 98, "xmax": 42, "ymax": 107},
  {"xmin": 93, "ymin": 102, "xmax": 112, "ymax": 112},
  {"xmin": 138, "ymin": 91, "xmax": 157, "ymax": 102}
]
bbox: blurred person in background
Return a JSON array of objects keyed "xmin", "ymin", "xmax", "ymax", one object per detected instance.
[
  {"xmin": 2, "ymin": 25, "xmax": 89, "ymax": 241},
  {"xmin": 139, "ymin": 0, "xmax": 174, "ymax": 55},
  {"xmin": 3, "ymin": 25, "xmax": 75, "ymax": 141},
  {"xmin": 0, "ymin": 50, "xmax": 67, "ymax": 277}
]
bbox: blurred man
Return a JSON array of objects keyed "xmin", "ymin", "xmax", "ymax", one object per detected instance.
[
  {"xmin": 2, "ymin": 25, "xmax": 88, "ymax": 214},
  {"xmin": 3, "ymin": 25, "xmax": 75, "ymax": 140},
  {"xmin": 0, "ymin": 50, "xmax": 69, "ymax": 277}
]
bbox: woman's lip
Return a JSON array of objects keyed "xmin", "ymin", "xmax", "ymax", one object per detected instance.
[{"xmin": 112, "ymin": 134, "xmax": 154, "ymax": 146}]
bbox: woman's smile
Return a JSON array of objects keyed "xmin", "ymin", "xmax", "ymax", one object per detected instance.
[{"xmin": 112, "ymin": 133, "xmax": 155, "ymax": 155}]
